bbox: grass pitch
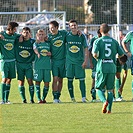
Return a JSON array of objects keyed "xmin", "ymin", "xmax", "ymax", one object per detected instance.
[{"xmin": 0, "ymin": 69, "xmax": 133, "ymax": 133}]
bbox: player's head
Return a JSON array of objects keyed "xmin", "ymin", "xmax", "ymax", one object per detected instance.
[
  {"xmin": 36, "ymin": 29, "xmax": 47, "ymax": 42},
  {"xmin": 69, "ymin": 19, "xmax": 78, "ymax": 32},
  {"xmin": 119, "ymin": 54, "xmax": 128, "ymax": 65},
  {"xmin": 97, "ymin": 29, "xmax": 102, "ymax": 38},
  {"xmin": 7, "ymin": 22, "xmax": 19, "ymax": 35},
  {"xmin": 49, "ymin": 20, "xmax": 59, "ymax": 35},
  {"xmin": 100, "ymin": 23, "xmax": 110, "ymax": 34},
  {"xmin": 22, "ymin": 27, "xmax": 31, "ymax": 39}
]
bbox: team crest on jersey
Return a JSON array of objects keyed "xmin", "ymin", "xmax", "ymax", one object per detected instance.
[
  {"xmin": 40, "ymin": 49, "xmax": 48, "ymax": 56},
  {"xmin": 53, "ymin": 40, "xmax": 63, "ymax": 47},
  {"xmin": 4, "ymin": 43, "xmax": 13, "ymax": 50},
  {"xmin": 69, "ymin": 45, "xmax": 80, "ymax": 53},
  {"xmin": 19, "ymin": 50, "xmax": 30, "ymax": 58}
]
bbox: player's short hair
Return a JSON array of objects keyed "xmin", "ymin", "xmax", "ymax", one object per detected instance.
[
  {"xmin": 49, "ymin": 20, "xmax": 59, "ymax": 28},
  {"xmin": 37, "ymin": 29, "xmax": 44, "ymax": 33},
  {"xmin": 100, "ymin": 23, "xmax": 110, "ymax": 34},
  {"xmin": 69, "ymin": 19, "xmax": 78, "ymax": 25},
  {"xmin": 119, "ymin": 54, "xmax": 127, "ymax": 63},
  {"xmin": 7, "ymin": 22, "xmax": 19, "ymax": 31},
  {"xmin": 22, "ymin": 27, "xmax": 31, "ymax": 33}
]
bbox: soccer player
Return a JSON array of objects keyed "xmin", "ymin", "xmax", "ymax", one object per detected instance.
[
  {"xmin": 15, "ymin": 27, "xmax": 35, "ymax": 103},
  {"xmin": 92, "ymin": 23, "xmax": 126, "ymax": 113},
  {"xmin": 33, "ymin": 29, "xmax": 51, "ymax": 104},
  {"xmin": 0, "ymin": 22, "xmax": 19, "ymax": 104},
  {"xmin": 65, "ymin": 19, "xmax": 89, "ymax": 103},
  {"xmin": 122, "ymin": 31, "xmax": 133, "ymax": 101},
  {"xmin": 48, "ymin": 20, "xmax": 67, "ymax": 103},
  {"xmin": 89, "ymin": 29, "xmax": 102, "ymax": 102},
  {"xmin": 115, "ymin": 55, "xmax": 128, "ymax": 101}
]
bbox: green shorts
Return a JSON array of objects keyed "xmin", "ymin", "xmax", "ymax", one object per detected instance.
[
  {"xmin": 95, "ymin": 71, "xmax": 115, "ymax": 90},
  {"xmin": 33, "ymin": 69, "xmax": 51, "ymax": 82},
  {"xmin": 0, "ymin": 60, "xmax": 16, "ymax": 79},
  {"xmin": 66, "ymin": 63, "xmax": 85, "ymax": 79},
  {"xmin": 16, "ymin": 62, "xmax": 33, "ymax": 80},
  {"xmin": 51, "ymin": 59, "xmax": 66, "ymax": 78}
]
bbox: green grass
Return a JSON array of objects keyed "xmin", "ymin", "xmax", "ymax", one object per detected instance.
[{"xmin": 0, "ymin": 69, "xmax": 133, "ymax": 133}]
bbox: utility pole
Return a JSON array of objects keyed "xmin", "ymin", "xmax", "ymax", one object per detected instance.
[
  {"xmin": 38, "ymin": 0, "xmax": 41, "ymax": 12},
  {"xmin": 53, "ymin": 0, "xmax": 56, "ymax": 11}
]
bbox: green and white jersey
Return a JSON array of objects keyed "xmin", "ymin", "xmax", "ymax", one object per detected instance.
[
  {"xmin": 66, "ymin": 32, "xmax": 88, "ymax": 64},
  {"xmin": 15, "ymin": 38, "xmax": 35, "ymax": 63},
  {"xmin": 33, "ymin": 41, "xmax": 51, "ymax": 70},
  {"xmin": 92, "ymin": 36, "xmax": 124, "ymax": 73},
  {"xmin": 48, "ymin": 30, "xmax": 67, "ymax": 61},
  {"xmin": 0, "ymin": 31, "xmax": 19, "ymax": 60},
  {"xmin": 123, "ymin": 31, "xmax": 133, "ymax": 55}
]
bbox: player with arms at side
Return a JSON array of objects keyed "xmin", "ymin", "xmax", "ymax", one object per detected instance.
[
  {"xmin": 0, "ymin": 22, "xmax": 19, "ymax": 104},
  {"xmin": 122, "ymin": 31, "xmax": 133, "ymax": 101},
  {"xmin": 92, "ymin": 23, "xmax": 127, "ymax": 113},
  {"xmin": 15, "ymin": 27, "xmax": 35, "ymax": 103},
  {"xmin": 48, "ymin": 21, "xmax": 67, "ymax": 103},
  {"xmin": 33, "ymin": 29, "xmax": 51, "ymax": 104},
  {"xmin": 66, "ymin": 19, "xmax": 89, "ymax": 103}
]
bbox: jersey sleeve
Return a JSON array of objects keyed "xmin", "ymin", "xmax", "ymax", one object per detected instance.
[
  {"xmin": 33, "ymin": 42, "xmax": 37, "ymax": 50},
  {"xmin": 123, "ymin": 31, "xmax": 133, "ymax": 43}
]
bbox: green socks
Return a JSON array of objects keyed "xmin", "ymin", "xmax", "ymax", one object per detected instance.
[
  {"xmin": 42, "ymin": 86, "xmax": 49, "ymax": 100},
  {"xmin": 79, "ymin": 79, "xmax": 86, "ymax": 98},
  {"xmin": 96, "ymin": 89, "xmax": 106, "ymax": 103},
  {"xmin": 107, "ymin": 91, "xmax": 113, "ymax": 111},
  {"xmin": 68, "ymin": 79, "xmax": 74, "ymax": 99},
  {"xmin": 35, "ymin": 85, "xmax": 41, "ymax": 101},
  {"xmin": 29, "ymin": 85, "xmax": 34, "ymax": 101},
  {"xmin": 5, "ymin": 84, "xmax": 11, "ymax": 102},
  {"xmin": 1, "ymin": 83, "xmax": 6, "ymax": 102},
  {"xmin": 91, "ymin": 87, "xmax": 96, "ymax": 100},
  {"xmin": 115, "ymin": 78, "xmax": 121, "ymax": 98},
  {"xmin": 52, "ymin": 91, "xmax": 58, "ymax": 100},
  {"xmin": 18, "ymin": 86, "xmax": 26, "ymax": 101}
]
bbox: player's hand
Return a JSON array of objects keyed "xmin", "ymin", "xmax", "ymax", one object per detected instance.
[
  {"xmin": 127, "ymin": 52, "xmax": 131, "ymax": 57},
  {"xmin": 0, "ymin": 34, "xmax": 4, "ymax": 39},
  {"xmin": 82, "ymin": 61, "xmax": 87, "ymax": 69},
  {"xmin": 77, "ymin": 30, "xmax": 82, "ymax": 36},
  {"xmin": 44, "ymin": 36, "xmax": 48, "ymax": 41},
  {"xmin": 36, "ymin": 39, "xmax": 40, "ymax": 44},
  {"xmin": 37, "ymin": 53, "xmax": 40, "ymax": 58},
  {"xmin": 19, "ymin": 35, "xmax": 24, "ymax": 42},
  {"xmin": 47, "ymin": 52, "xmax": 51, "ymax": 56}
]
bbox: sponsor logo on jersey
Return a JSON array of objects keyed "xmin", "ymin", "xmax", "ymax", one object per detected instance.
[
  {"xmin": 40, "ymin": 49, "xmax": 48, "ymax": 56},
  {"xmin": 69, "ymin": 45, "xmax": 80, "ymax": 53},
  {"xmin": 4, "ymin": 43, "xmax": 13, "ymax": 50},
  {"xmin": 19, "ymin": 50, "xmax": 30, "ymax": 58},
  {"xmin": 53, "ymin": 40, "xmax": 63, "ymax": 47}
]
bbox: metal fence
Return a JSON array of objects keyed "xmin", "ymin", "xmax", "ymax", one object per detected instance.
[{"xmin": 0, "ymin": 0, "xmax": 132, "ymax": 25}]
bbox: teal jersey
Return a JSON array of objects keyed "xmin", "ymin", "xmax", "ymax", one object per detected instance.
[
  {"xmin": 15, "ymin": 38, "xmax": 35, "ymax": 63},
  {"xmin": 66, "ymin": 32, "xmax": 88, "ymax": 64},
  {"xmin": 33, "ymin": 41, "xmax": 51, "ymax": 70},
  {"xmin": 0, "ymin": 31, "xmax": 19, "ymax": 60},
  {"xmin": 123, "ymin": 31, "xmax": 133, "ymax": 55},
  {"xmin": 92, "ymin": 36, "xmax": 124, "ymax": 73},
  {"xmin": 48, "ymin": 30, "xmax": 67, "ymax": 61}
]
